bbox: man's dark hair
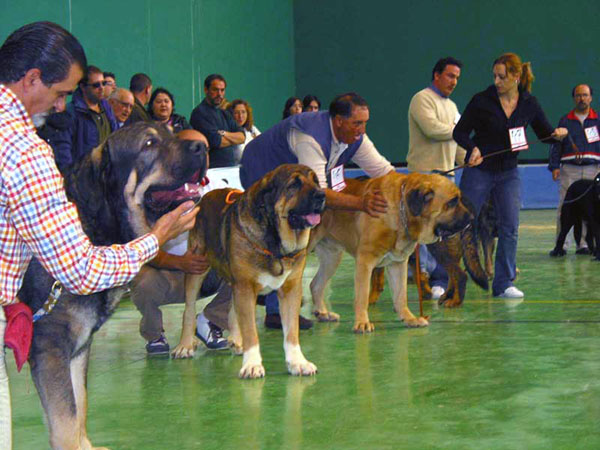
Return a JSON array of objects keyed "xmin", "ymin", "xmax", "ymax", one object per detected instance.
[
  {"xmin": 204, "ymin": 74, "xmax": 226, "ymax": 90},
  {"xmin": 130, "ymin": 73, "xmax": 152, "ymax": 94},
  {"xmin": 431, "ymin": 57, "xmax": 463, "ymax": 80},
  {"xmin": 572, "ymin": 84, "xmax": 593, "ymax": 97},
  {"xmin": 0, "ymin": 21, "xmax": 87, "ymax": 85},
  {"xmin": 329, "ymin": 93, "xmax": 368, "ymax": 118},
  {"xmin": 103, "ymin": 72, "xmax": 115, "ymax": 80},
  {"xmin": 80, "ymin": 65, "xmax": 102, "ymax": 86}
]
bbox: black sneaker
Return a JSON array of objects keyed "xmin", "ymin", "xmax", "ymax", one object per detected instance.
[
  {"xmin": 146, "ymin": 333, "xmax": 170, "ymax": 355},
  {"xmin": 576, "ymin": 247, "xmax": 591, "ymax": 255},
  {"xmin": 264, "ymin": 313, "xmax": 313, "ymax": 330},
  {"xmin": 195, "ymin": 313, "xmax": 228, "ymax": 350}
]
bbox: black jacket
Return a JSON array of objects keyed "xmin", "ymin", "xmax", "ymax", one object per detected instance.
[{"xmin": 453, "ymin": 85, "xmax": 555, "ymax": 171}]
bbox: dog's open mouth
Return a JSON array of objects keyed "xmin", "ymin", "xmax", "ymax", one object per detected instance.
[
  {"xmin": 287, "ymin": 209, "xmax": 322, "ymax": 230},
  {"xmin": 435, "ymin": 222, "xmax": 470, "ymax": 240},
  {"xmin": 145, "ymin": 170, "xmax": 204, "ymax": 214}
]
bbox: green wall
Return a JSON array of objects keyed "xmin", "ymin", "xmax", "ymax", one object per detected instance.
[
  {"xmin": 3, "ymin": 0, "xmax": 600, "ymax": 164},
  {"xmin": 0, "ymin": 0, "xmax": 295, "ymax": 130},
  {"xmin": 293, "ymin": 0, "xmax": 600, "ymax": 164}
]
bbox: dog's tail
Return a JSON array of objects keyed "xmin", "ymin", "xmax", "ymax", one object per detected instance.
[{"xmin": 461, "ymin": 225, "xmax": 489, "ymax": 291}]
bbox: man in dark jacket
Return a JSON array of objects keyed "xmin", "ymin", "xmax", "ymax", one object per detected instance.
[
  {"xmin": 53, "ymin": 65, "xmax": 117, "ymax": 171},
  {"xmin": 126, "ymin": 73, "xmax": 153, "ymax": 125},
  {"xmin": 548, "ymin": 84, "xmax": 600, "ymax": 254},
  {"xmin": 190, "ymin": 74, "xmax": 245, "ymax": 167}
]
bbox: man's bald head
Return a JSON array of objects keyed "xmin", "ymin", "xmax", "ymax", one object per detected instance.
[
  {"xmin": 177, "ymin": 129, "xmax": 209, "ymax": 148},
  {"xmin": 109, "ymin": 88, "xmax": 134, "ymax": 123}
]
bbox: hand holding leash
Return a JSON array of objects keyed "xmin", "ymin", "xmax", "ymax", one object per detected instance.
[{"xmin": 441, "ymin": 134, "xmax": 561, "ymax": 176}]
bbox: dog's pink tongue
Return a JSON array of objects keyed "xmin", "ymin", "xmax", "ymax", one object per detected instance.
[
  {"xmin": 152, "ymin": 182, "xmax": 202, "ymax": 203},
  {"xmin": 304, "ymin": 213, "xmax": 321, "ymax": 226}
]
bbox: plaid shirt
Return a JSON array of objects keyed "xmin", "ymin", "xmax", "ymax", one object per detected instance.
[{"xmin": 0, "ymin": 84, "xmax": 159, "ymax": 305}]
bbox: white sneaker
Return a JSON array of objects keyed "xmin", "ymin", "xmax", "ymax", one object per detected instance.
[
  {"xmin": 431, "ymin": 286, "xmax": 445, "ymax": 300},
  {"xmin": 496, "ymin": 286, "xmax": 524, "ymax": 298}
]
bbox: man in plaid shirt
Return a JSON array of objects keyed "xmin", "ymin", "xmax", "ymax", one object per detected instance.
[{"xmin": 0, "ymin": 22, "xmax": 199, "ymax": 448}]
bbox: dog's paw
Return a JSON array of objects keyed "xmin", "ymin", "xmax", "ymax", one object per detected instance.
[
  {"xmin": 239, "ymin": 363, "xmax": 266, "ymax": 379},
  {"xmin": 228, "ymin": 339, "xmax": 243, "ymax": 356},
  {"xmin": 353, "ymin": 320, "xmax": 375, "ymax": 333},
  {"xmin": 313, "ymin": 310, "xmax": 340, "ymax": 322},
  {"xmin": 439, "ymin": 296, "xmax": 462, "ymax": 308},
  {"xmin": 549, "ymin": 248, "xmax": 566, "ymax": 257},
  {"xmin": 171, "ymin": 341, "xmax": 197, "ymax": 359},
  {"xmin": 287, "ymin": 359, "xmax": 318, "ymax": 376},
  {"xmin": 404, "ymin": 316, "xmax": 429, "ymax": 327}
]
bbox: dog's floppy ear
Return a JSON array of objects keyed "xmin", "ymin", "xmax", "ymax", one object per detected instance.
[
  {"xmin": 251, "ymin": 177, "xmax": 278, "ymax": 224},
  {"xmin": 406, "ymin": 187, "xmax": 434, "ymax": 216}
]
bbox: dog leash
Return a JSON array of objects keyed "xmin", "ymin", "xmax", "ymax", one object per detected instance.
[
  {"xmin": 440, "ymin": 134, "xmax": 557, "ymax": 176},
  {"xmin": 413, "ymin": 244, "xmax": 426, "ymax": 318}
]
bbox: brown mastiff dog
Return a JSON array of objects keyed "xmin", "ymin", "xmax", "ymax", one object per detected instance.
[
  {"xmin": 172, "ymin": 164, "xmax": 325, "ymax": 378},
  {"xmin": 308, "ymin": 171, "xmax": 479, "ymax": 332}
]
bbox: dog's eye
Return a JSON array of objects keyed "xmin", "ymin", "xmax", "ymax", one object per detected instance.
[
  {"xmin": 143, "ymin": 138, "xmax": 157, "ymax": 149},
  {"xmin": 446, "ymin": 197, "xmax": 458, "ymax": 209},
  {"xmin": 289, "ymin": 177, "xmax": 302, "ymax": 189}
]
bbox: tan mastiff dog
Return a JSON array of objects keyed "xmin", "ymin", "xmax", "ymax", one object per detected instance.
[
  {"xmin": 172, "ymin": 164, "xmax": 326, "ymax": 378},
  {"xmin": 308, "ymin": 171, "xmax": 475, "ymax": 332}
]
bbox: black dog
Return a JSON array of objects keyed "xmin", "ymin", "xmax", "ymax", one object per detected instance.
[
  {"xmin": 550, "ymin": 173, "xmax": 600, "ymax": 260},
  {"xmin": 17, "ymin": 122, "xmax": 207, "ymax": 449}
]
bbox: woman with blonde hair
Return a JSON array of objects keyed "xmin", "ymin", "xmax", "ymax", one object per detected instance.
[
  {"xmin": 227, "ymin": 99, "xmax": 260, "ymax": 150},
  {"xmin": 453, "ymin": 52, "xmax": 568, "ymax": 299}
]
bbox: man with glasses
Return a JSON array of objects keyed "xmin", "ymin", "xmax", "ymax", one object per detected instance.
[
  {"xmin": 109, "ymin": 87, "xmax": 135, "ymax": 128},
  {"xmin": 549, "ymin": 84, "xmax": 600, "ymax": 254},
  {"xmin": 53, "ymin": 65, "xmax": 117, "ymax": 170}
]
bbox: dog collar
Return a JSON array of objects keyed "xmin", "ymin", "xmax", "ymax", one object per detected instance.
[
  {"xmin": 399, "ymin": 186, "xmax": 410, "ymax": 238},
  {"xmin": 32, "ymin": 281, "xmax": 62, "ymax": 322}
]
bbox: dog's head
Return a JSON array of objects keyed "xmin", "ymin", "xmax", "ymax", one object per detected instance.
[
  {"xmin": 67, "ymin": 122, "xmax": 208, "ymax": 244},
  {"xmin": 402, "ymin": 173, "xmax": 473, "ymax": 244},
  {"xmin": 247, "ymin": 164, "xmax": 326, "ymax": 255}
]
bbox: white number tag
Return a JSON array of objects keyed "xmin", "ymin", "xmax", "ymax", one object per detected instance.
[
  {"xmin": 584, "ymin": 126, "xmax": 600, "ymax": 144},
  {"xmin": 509, "ymin": 127, "xmax": 528, "ymax": 151},
  {"xmin": 330, "ymin": 165, "xmax": 346, "ymax": 192}
]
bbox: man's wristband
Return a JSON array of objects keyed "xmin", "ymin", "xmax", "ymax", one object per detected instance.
[{"xmin": 218, "ymin": 130, "xmax": 226, "ymax": 136}]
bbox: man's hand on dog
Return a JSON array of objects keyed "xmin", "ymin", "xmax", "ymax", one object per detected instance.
[
  {"xmin": 152, "ymin": 201, "xmax": 199, "ymax": 246},
  {"xmin": 362, "ymin": 190, "xmax": 388, "ymax": 217},
  {"xmin": 175, "ymin": 250, "xmax": 210, "ymax": 274}
]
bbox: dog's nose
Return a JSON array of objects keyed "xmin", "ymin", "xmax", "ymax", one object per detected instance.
[
  {"xmin": 187, "ymin": 141, "xmax": 207, "ymax": 157},
  {"xmin": 313, "ymin": 190, "xmax": 326, "ymax": 207}
]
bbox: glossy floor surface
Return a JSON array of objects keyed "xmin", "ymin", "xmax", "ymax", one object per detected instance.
[{"xmin": 7, "ymin": 210, "xmax": 600, "ymax": 449}]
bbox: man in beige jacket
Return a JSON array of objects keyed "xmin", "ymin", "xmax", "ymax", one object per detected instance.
[{"xmin": 406, "ymin": 57, "xmax": 465, "ymax": 299}]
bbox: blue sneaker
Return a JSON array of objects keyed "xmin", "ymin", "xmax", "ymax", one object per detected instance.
[
  {"xmin": 195, "ymin": 313, "xmax": 228, "ymax": 350},
  {"xmin": 145, "ymin": 333, "xmax": 170, "ymax": 355}
]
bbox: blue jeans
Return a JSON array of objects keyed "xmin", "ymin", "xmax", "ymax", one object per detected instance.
[
  {"xmin": 419, "ymin": 245, "xmax": 447, "ymax": 288},
  {"xmin": 459, "ymin": 167, "xmax": 521, "ymax": 296},
  {"xmin": 263, "ymin": 291, "xmax": 279, "ymax": 315}
]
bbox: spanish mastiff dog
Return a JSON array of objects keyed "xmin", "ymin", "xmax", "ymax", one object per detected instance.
[
  {"xmin": 171, "ymin": 164, "xmax": 325, "ymax": 379},
  {"xmin": 17, "ymin": 122, "xmax": 207, "ymax": 450},
  {"xmin": 308, "ymin": 171, "xmax": 487, "ymax": 333}
]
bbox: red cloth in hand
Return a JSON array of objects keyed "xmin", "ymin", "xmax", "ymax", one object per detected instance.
[{"xmin": 3, "ymin": 303, "xmax": 33, "ymax": 372}]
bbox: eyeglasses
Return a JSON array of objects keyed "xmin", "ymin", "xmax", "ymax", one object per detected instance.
[
  {"xmin": 115, "ymin": 100, "xmax": 134, "ymax": 110},
  {"xmin": 87, "ymin": 81, "xmax": 108, "ymax": 89},
  {"xmin": 574, "ymin": 93, "xmax": 590, "ymax": 99}
]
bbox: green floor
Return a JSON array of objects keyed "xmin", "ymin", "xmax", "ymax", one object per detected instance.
[{"xmin": 8, "ymin": 209, "xmax": 600, "ymax": 450}]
